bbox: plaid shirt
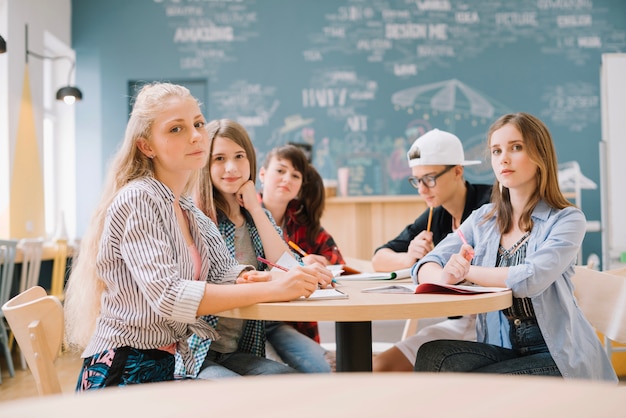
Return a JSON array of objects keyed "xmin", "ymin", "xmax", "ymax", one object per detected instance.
[
  {"xmin": 282, "ymin": 199, "xmax": 345, "ymax": 266},
  {"xmin": 175, "ymin": 209, "xmax": 274, "ymax": 378},
  {"xmin": 280, "ymin": 199, "xmax": 346, "ymax": 342}
]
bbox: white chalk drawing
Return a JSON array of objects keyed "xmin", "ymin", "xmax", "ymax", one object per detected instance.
[
  {"xmin": 392, "ymin": 79, "xmax": 510, "ymax": 130},
  {"xmin": 540, "ymin": 82, "xmax": 600, "ymax": 132},
  {"xmin": 211, "ymin": 80, "xmax": 279, "ymax": 137},
  {"xmin": 308, "ymin": 0, "xmax": 626, "ymax": 73},
  {"xmin": 158, "ymin": 0, "xmax": 260, "ymax": 77}
]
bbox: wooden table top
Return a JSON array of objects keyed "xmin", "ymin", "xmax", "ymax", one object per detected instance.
[{"xmin": 215, "ymin": 280, "xmax": 512, "ymax": 322}]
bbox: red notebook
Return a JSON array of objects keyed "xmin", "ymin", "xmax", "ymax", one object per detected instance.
[{"xmin": 362, "ymin": 283, "xmax": 509, "ymax": 294}]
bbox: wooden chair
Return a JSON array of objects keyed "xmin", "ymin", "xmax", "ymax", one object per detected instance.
[
  {"xmin": 17, "ymin": 237, "xmax": 45, "ymax": 293},
  {"xmin": 1, "ymin": 286, "xmax": 63, "ymax": 396},
  {"xmin": 15, "ymin": 237, "xmax": 45, "ymax": 369},
  {"xmin": 50, "ymin": 239, "xmax": 68, "ymax": 301},
  {"xmin": 570, "ymin": 266, "xmax": 626, "ymax": 363},
  {"xmin": 0, "ymin": 239, "xmax": 19, "ymax": 383}
]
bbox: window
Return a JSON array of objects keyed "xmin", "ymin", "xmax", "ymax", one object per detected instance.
[{"xmin": 42, "ymin": 32, "xmax": 76, "ymax": 240}]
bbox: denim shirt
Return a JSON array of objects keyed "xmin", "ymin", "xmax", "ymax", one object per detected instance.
[{"xmin": 414, "ymin": 200, "xmax": 617, "ymax": 382}]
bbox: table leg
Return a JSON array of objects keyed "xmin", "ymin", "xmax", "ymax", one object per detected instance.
[{"xmin": 335, "ymin": 321, "xmax": 372, "ymax": 372}]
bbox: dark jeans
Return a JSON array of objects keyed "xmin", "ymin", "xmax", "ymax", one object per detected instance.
[{"xmin": 414, "ymin": 318, "xmax": 561, "ymax": 377}]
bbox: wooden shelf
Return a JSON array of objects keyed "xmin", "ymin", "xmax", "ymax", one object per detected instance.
[{"xmin": 321, "ymin": 195, "xmax": 427, "ymax": 260}]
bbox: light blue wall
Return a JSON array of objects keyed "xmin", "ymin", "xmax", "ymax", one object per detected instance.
[{"xmin": 72, "ymin": 0, "xmax": 626, "ymax": 263}]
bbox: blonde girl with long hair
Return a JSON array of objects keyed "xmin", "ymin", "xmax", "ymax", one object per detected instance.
[{"xmin": 64, "ymin": 83, "xmax": 328, "ymax": 389}]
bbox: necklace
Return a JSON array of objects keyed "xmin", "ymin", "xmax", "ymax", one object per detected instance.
[{"xmin": 498, "ymin": 231, "xmax": 531, "ymax": 258}]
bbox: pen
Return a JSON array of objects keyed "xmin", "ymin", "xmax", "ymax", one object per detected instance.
[
  {"xmin": 288, "ymin": 240, "xmax": 309, "ymax": 257},
  {"xmin": 256, "ymin": 256, "xmax": 289, "ymax": 272},
  {"xmin": 456, "ymin": 229, "xmax": 475, "ymax": 261},
  {"xmin": 426, "ymin": 207, "xmax": 433, "ymax": 233}
]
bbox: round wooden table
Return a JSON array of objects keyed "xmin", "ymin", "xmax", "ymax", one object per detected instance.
[{"xmin": 216, "ymin": 280, "xmax": 512, "ymax": 372}]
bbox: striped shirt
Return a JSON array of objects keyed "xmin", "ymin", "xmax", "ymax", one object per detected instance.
[{"xmin": 83, "ymin": 177, "xmax": 244, "ymax": 373}]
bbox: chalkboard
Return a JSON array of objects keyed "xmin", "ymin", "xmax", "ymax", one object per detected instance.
[{"xmin": 73, "ymin": 0, "xmax": 626, "ymax": 262}]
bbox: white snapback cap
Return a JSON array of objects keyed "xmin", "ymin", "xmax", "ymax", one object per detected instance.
[{"xmin": 406, "ymin": 129, "xmax": 481, "ymax": 167}]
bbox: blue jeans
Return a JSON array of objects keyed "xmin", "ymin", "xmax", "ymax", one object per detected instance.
[
  {"xmin": 414, "ymin": 318, "xmax": 561, "ymax": 377},
  {"xmin": 265, "ymin": 321, "xmax": 331, "ymax": 373},
  {"xmin": 197, "ymin": 350, "xmax": 297, "ymax": 379}
]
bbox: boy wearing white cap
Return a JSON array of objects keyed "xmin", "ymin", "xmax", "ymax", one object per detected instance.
[{"xmin": 372, "ymin": 128, "xmax": 491, "ymax": 372}]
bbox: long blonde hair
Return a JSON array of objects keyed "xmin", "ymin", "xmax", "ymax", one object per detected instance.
[
  {"xmin": 64, "ymin": 82, "xmax": 200, "ymax": 350},
  {"xmin": 485, "ymin": 112, "xmax": 572, "ymax": 234}
]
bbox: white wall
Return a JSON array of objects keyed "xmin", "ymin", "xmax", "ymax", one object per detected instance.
[
  {"xmin": 0, "ymin": 0, "xmax": 72, "ymax": 238},
  {"xmin": 0, "ymin": 0, "xmax": 9, "ymax": 235},
  {"xmin": 600, "ymin": 53, "xmax": 626, "ymax": 270}
]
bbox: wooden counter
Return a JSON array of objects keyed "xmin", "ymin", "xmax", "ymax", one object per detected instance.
[{"xmin": 321, "ymin": 195, "xmax": 427, "ymax": 260}]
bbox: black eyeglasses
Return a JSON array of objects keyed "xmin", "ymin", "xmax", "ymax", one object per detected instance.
[{"xmin": 408, "ymin": 165, "xmax": 455, "ymax": 189}]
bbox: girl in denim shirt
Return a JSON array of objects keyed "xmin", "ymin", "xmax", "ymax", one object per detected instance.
[{"xmin": 413, "ymin": 112, "xmax": 617, "ymax": 382}]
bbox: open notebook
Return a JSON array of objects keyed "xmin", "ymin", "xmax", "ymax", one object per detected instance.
[
  {"xmin": 362, "ymin": 283, "xmax": 509, "ymax": 294},
  {"xmin": 299, "ymin": 288, "xmax": 348, "ymax": 301}
]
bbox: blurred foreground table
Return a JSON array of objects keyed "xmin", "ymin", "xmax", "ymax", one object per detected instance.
[{"xmin": 1, "ymin": 373, "xmax": 622, "ymax": 417}]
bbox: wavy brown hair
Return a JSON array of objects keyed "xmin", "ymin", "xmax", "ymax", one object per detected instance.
[{"xmin": 485, "ymin": 112, "xmax": 572, "ymax": 234}]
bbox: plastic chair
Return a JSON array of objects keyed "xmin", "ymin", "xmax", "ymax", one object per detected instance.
[
  {"xmin": 1, "ymin": 286, "xmax": 63, "ymax": 396},
  {"xmin": 50, "ymin": 239, "xmax": 68, "ymax": 301},
  {"xmin": 570, "ymin": 266, "xmax": 626, "ymax": 365},
  {"xmin": 0, "ymin": 239, "xmax": 19, "ymax": 383}
]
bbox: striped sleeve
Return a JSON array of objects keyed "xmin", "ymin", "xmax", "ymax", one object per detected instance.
[{"xmin": 106, "ymin": 188, "xmax": 202, "ymax": 323}]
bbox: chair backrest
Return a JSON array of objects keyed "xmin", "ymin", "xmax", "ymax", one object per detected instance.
[
  {"xmin": 17, "ymin": 238, "xmax": 45, "ymax": 292},
  {"xmin": 571, "ymin": 266, "xmax": 626, "ymax": 343},
  {"xmin": 606, "ymin": 267, "xmax": 626, "ymax": 277},
  {"xmin": 50, "ymin": 239, "xmax": 68, "ymax": 300},
  {"xmin": 0, "ymin": 240, "xmax": 19, "ymax": 312},
  {"xmin": 2, "ymin": 286, "xmax": 64, "ymax": 395}
]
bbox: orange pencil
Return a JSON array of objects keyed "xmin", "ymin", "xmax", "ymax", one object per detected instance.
[
  {"xmin": 426, "ymin": 207, "xmax": 433, "ymax": 232},
  {"xmin": 288, "ymin": 240, "xmax": 309, "ymax": 257}
]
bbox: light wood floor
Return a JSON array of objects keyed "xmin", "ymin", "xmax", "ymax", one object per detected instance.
[{"xmin": 0, "ymin": 347, "xmax": 82, "ymax": 402}]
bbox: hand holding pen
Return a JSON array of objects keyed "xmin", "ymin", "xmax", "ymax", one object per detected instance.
[
  {"xmin": 257, "ymin": 256, "xmax": 335, "ymax": 288},
  {"xmin": 456, "ymin": 229, "xmax": 475, "ymax": 262},
  {"xmin": 408, "ymin": 207, "xmax": 435, "ymax": 260},
  {"xmin": 439, "ymin": 228, "xmax": 474, "ymax": 285},
  {"xmin": 288, "ymin": 241, "xmax": 330, "ymax": 266}
]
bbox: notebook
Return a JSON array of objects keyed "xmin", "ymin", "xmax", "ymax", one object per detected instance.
[
  {"xmin": 362, "ymin": 283, "xmax": 509, "ymax": 294},
  {"xmin": 269, "ymin": 252, "xmax": 349, "ymax": 300},
  {"xmin": 299, "ymin": 288, "xmax": 348, "ymax": 301}
]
